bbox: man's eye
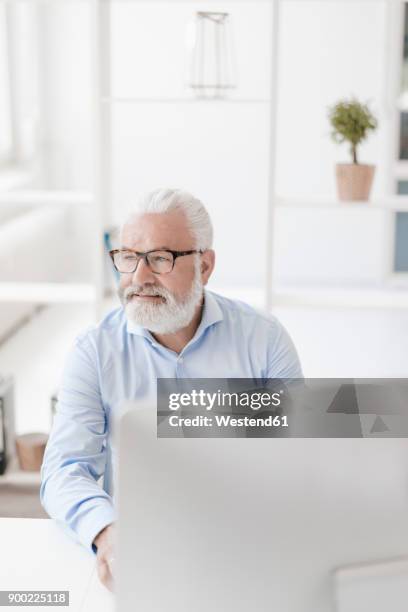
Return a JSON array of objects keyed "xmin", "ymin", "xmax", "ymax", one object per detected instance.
[
  {"xmin": 122, "ymin": 254, "xmax": 136, "ymax": 261},
  {"xmin": 150, "ymin": 255, "xmax": 170, "ymax": 263}
]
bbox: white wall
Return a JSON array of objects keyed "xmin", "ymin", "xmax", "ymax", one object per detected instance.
[
  {"xmin": 37, "ymin": 1, "xmax": 93, "ymax": 189},
  {"xmin": 276, "ymin": 1, "xmax": 389, "ymax": 199},
  {"xmin": 273, "ymin": 205, "xmax": 390, "ymax": 286}
]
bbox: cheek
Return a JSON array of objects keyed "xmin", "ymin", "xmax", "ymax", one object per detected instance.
[
  {"xmin": 119, "ymin": 276, "xmax": 131, "ymax": 290},
  {"xmin": 173, "ymin": 269, "xmax": 196, "ymax": 294},
  {"xmin": 157, "ymin": 275, "xmax": 185, "ymax": 297}
]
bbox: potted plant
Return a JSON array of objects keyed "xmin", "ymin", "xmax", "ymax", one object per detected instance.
[{"xmin": 328, "ymin": 97, "xmax": 378, "ymax": 201}]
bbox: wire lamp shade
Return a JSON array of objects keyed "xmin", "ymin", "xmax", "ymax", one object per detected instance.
[{"xmin": 188, "ymin": 12, "xmax": 236, "ymax": 99}]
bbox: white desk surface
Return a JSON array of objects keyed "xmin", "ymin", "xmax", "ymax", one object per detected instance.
[{"xmin": 0, "ymin": 518, "xmax": 114, "ymax": 612}]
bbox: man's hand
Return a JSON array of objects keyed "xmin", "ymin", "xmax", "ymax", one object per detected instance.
[{"xmin": 93, "ymin": 524, "xmax": 115, "ymax": 592}]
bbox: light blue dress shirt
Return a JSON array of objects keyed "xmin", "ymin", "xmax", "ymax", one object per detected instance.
[{"xmin": 40, "ymin": 289, "xmax": 302, "ymax": 552}]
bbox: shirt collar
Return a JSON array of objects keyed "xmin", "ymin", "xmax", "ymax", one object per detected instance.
[{"xmin": 126, "ymin": 288, "xmax": 223, "ymax": 345}]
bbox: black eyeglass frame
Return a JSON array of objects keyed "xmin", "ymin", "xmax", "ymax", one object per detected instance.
[{"xmin": 109, "ymin": 248, "xmax": 203, "ymax": 274}]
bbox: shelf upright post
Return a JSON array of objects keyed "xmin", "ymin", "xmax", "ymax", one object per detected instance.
[
  {"xmin": 265, "ymin": 0, "xmax": 280, "ymax": 312},
  {"xmin": 383, "ymin": 0, "xmax": 404, "ymax": 197},
  {"xmin": 90, "ymin": 0, "xmax": 113, "ymax": 320}
]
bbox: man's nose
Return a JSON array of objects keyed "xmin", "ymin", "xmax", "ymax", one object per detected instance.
[{"xmin": 131, "ymin": 256, "xmax": 156, "ymax": 285}]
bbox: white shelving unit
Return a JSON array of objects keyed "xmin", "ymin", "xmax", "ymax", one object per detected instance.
[
  {"xmin": 0, "ymin": 0, "xmax": 406, "ymax": 316},
  {"xmin": 92, "ymin": 0, "xmax": 408, "ymax": 312}
]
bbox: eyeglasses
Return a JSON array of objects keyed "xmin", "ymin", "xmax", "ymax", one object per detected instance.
[{"xmin": 109, "ymin": 248, "xmax": 203, "ymax": 275}]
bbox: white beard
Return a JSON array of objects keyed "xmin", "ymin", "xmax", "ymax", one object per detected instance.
[{"xmin": 120, "ymin": 261, "xmax": 203, "ymax": 334}]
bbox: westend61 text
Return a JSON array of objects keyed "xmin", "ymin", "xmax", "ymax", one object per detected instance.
[{"xmin": 168, "ymin": 414, "xmax": 289, "ymax": 427}]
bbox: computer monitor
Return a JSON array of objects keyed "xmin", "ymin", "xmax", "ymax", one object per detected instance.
[{"xmin": 116, "ymin": 403, "xmax": 408, "ymax": 612}]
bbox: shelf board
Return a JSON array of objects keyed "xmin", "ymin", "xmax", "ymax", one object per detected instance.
[
  {"xmin": 275, "ymin": 195, "xmax": 408, "ymax": 211},
  {"xmin": 101, "ymin": 96, "xmax": 270, "ymax": 105},
  {"xmin": 393, "ymin": 161, "xmax": 408, "ymax": 178},
  {"xmin": 210, "ymin": 284, "xmax": 408, "ymax": 310},
  {"xmin": 0, "ymin": 191, "xmax": 93, "ymax": 208},
  {"xmin": 0, "ymin": 282, "xmax": 97, "ymax": 304},
  {"xmin": 272, "ymin": 286, "xmax": 408, "ymax": 309},
  {"xmin": 97, "ymin": 0, "xmax": 392, "ymax": 3}
]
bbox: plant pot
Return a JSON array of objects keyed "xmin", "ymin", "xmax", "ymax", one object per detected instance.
[
  {"xmin": 335, "ymin": 163, "xmax": 375, "ymax": 202},
  {"xmin": 15, "ymin": 433, "xmax": 48, "ymax": 471}
]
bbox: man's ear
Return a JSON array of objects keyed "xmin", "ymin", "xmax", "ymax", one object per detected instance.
[{"xmin": 200, "ymin": 250, "xmax": 215, "ymax": 286}]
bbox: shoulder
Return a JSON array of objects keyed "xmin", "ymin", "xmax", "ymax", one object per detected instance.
[
  {"xmin": 74, "ymin": 306, "xmax": 127, "ymax": 353},
  {"xmin": 209, "ymin": 290, "xmax": 303, "ymax": 378},
  {"xmin": 208, "ymin": 290, "xmax": 284, "ymax": 337}
]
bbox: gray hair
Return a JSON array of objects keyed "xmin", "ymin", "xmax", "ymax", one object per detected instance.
[{"xmin": 121, "ymin": 188, "xmax": 213, "ymax": 250}]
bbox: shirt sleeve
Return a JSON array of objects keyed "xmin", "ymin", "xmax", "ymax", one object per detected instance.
[
  {"xmin": 40, "ymin": 332, "xmax": 115, "ymax": 553},
  {"xmin": 265, "ymin": 318, "xmax": 304, "ymax": 380}
]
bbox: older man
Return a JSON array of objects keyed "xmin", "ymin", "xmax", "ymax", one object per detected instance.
[{"xmin": 40, "ymin": 188, "xmax": 302, "ymax": 590}]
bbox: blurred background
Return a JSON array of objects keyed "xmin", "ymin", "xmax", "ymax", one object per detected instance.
[{"xmin": 0, "ymin": 0, "xmax": 408, "ymax": 568}]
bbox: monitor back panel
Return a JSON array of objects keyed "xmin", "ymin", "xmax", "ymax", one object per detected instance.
[{"xmin": 116, "ymin": 406, "xmax": 408, "ymax": 612}]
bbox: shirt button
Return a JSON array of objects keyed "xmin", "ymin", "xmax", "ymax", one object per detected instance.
[{"xmin": 178, "ymin": 357, "xmax": 184, "ymax": 363}]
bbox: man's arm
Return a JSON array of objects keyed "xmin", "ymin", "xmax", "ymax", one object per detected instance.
[{"xmin": 40, "ymin": 332, "xmax": 115, "ymax": 553}]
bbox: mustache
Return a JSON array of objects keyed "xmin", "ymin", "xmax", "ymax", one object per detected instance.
[{"xmin": 123, "ymin": 284, "xmax": 170, "ymax": 301}]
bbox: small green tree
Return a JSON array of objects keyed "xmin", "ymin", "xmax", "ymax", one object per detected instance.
[{"xmin": 328, "ymin": 98, "xmax": 377, "ymax": 164}]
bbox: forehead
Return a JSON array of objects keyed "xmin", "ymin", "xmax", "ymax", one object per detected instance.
[{"xmin": 121, "ymin": 211, "xmax": 193, "ymax": 250}]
